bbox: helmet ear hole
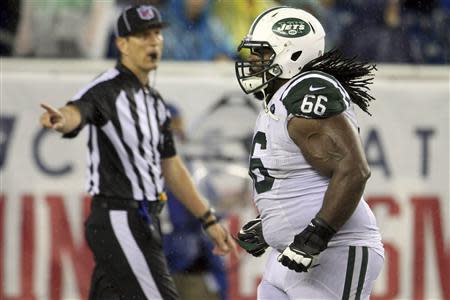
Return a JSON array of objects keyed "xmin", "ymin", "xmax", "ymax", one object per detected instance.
[{"xmin": 291, "ymin": 51, "xmax": 302, "ymax": 62}]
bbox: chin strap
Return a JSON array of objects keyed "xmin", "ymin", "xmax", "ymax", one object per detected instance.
[{"xmin": 262, "ymin": 91, "xmax": 280, "ymax": 121}]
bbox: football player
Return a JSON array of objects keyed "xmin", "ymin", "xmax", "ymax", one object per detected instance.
[{"xmin": 235, "ymin": 6, "xmax": 384, "ymax": 300}]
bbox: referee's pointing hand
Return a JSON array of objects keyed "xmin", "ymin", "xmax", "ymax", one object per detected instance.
[{"xmin": 40, "ymin": 103, "xmax": 66, "ymax": 130}]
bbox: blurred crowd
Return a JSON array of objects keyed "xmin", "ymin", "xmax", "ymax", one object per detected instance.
[{"xmin": 1, "ymin": 0, "xmax": 449, "ymax": 63}]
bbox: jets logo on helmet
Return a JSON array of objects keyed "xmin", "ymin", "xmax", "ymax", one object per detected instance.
[
  {"xmin": 235, "ymin": 6, "xmax": 325, "ymax": 95},
  {"xmin": 272, "ymin": 18, "xmax": 311, "ymax": 38}
]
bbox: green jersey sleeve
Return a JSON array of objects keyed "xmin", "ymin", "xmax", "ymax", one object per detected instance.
[{"xmin": 282, "ymin": 71, "xmax": 350, "ymax": 119}]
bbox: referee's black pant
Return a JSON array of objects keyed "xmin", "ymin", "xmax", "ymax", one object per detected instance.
[{"xmin": 85, "ymin": 196, "xmax": 180, "ymax": 300}]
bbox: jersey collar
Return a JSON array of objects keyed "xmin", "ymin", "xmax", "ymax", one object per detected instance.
[{"xmin": 115, "ymin": 61, "xmax": 150, "ymax": 89}]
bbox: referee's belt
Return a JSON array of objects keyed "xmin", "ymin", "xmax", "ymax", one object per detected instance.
[{"xmin": 92, "ymin": 195, "xmax": 166, "ymax": 215}]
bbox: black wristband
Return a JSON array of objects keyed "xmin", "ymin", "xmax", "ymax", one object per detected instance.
[
  {"xmin": 311, "ymin": 216, "xmax": 336, "ymax": 242},
  {"xmin": 198, "ymin": 207, "xmax": 216, "ymax": 223},
  {"xmin": 199, "ymin": 207, "xmax": 218, "ymax": 230},
  {"xmin": 202, "ymin": 219, "xmax": 219, "ymax": 230}
]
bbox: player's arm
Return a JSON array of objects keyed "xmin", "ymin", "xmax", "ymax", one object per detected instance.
[
  {"xmin": 161, "ymin": 156, "xmax": 238, "ymax": 256},
  {"xmin": 39, "ymin": 103, "xmax": 82, "ymax": 134},
  {"xmin": 288, "ymin": 114, "xmax": 370, "ymax": 229},
  {"xmin": 278, "ymin": 114, "xmax": 370, "ymax": 272}
]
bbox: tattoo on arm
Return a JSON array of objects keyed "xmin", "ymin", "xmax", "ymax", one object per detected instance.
[
  {"xmin": 305, "ymin": 131, "xmax": 344, "ymax": 162},
  {"xmin": 298, "ymin": 131, "xmax": 345, "ymax": 177}
]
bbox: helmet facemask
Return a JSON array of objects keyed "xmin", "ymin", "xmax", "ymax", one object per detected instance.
[{"xmin": 235, "ymin": 40, "xmax": 282, "ymax": 95}]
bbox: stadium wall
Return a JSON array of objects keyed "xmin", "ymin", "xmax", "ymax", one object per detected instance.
[{"xmin": 1, "ymin": 59, "xmax": 449, "ymax": 300}]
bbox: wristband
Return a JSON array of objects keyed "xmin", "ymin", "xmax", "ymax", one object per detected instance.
[
  {"xmin": 313, "ymin": 216, "xmax": 337, "ymax": 236},
  {"xmin": 198, "ymin": 207, "xmax": 216, "ymax": 223},
  {"xmin": 202, "ymin": 219, "xmax": 219, "ymax": 230}
]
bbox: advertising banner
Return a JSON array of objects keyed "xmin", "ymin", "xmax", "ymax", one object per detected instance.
[{"xmin": 1, "ymin": 60, "xmax": 449, "ymax": 299}]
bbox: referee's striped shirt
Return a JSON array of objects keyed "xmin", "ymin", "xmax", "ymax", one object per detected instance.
[{"xmin": 64, "ymin": 62, "xmax": 176, "ymax": 202}]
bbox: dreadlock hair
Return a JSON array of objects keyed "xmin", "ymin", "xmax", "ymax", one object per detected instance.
[{"xmin": 302, "ymin": 49, "xmax": 376, "ymax": 115}]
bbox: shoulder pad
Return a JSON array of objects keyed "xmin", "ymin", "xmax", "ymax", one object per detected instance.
[{"xmin": 282, "ymin": 71, "xmax": 350, "ymax": 119}]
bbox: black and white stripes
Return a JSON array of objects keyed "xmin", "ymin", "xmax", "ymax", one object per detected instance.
[
  {"xmin": 342, "ymin": 246, "xmax": 369, "ymax": 300},
  {"xmin": 67, "ymin": 63, "xmax": 176, "ymax": 202},
  {"xmin": 110, "ymin": 210, "xmax": 162, "ymax": 299}
]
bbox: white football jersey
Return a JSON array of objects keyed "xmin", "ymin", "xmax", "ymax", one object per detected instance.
[{"xmin": 250, "ymin": 71, "xmax": 384, "ymax": 256}]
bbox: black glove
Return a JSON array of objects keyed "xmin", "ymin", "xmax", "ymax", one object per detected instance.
[
  {"xmin": 277, "ymin": 216, "xmax": 336, "ymax": 272},
  {"xmin": 235, "ymin": 217, "xmax": 269, "ymax": 257}
]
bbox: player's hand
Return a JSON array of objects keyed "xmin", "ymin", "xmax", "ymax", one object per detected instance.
[
  {"xmin": 40, "ymin": 103, "xmax": 66, "ymax": 131},
  {"xmin": 235, "ymin": 217, "xmax": 269, "ymax": 257},
  {"xmin": 277, "ymin": 217, "xmax": 336, "ymax": 272}
]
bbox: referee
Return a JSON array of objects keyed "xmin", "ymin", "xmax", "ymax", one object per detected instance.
[{"xmin": 39, "ymin": 5, "xmax": 236, "ymax": 300}]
